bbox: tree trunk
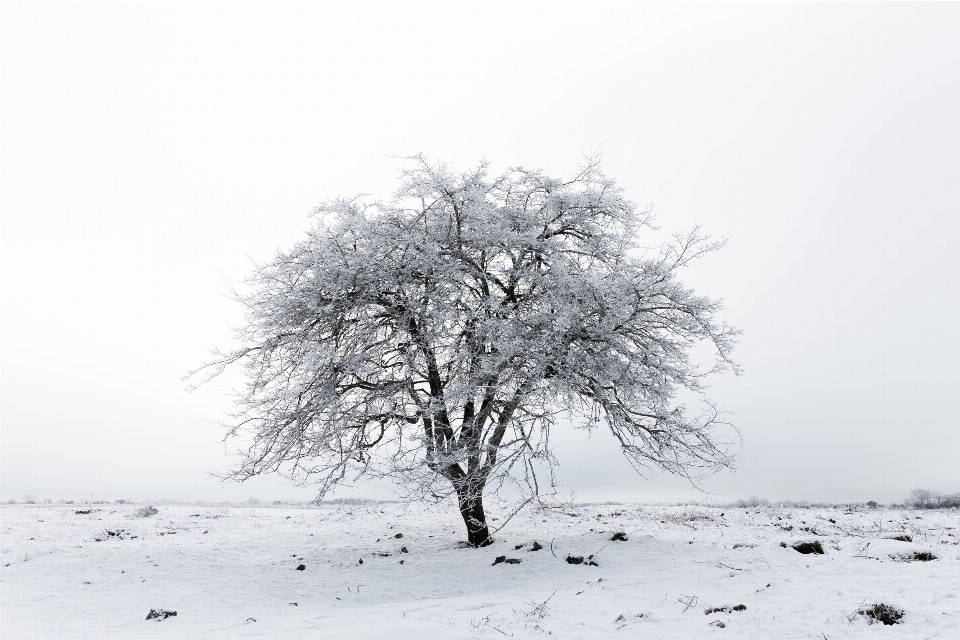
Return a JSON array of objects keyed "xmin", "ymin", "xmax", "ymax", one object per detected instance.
[{"xmin": 457, "ymin": 486, "xmax": 492, "ymax": 547}]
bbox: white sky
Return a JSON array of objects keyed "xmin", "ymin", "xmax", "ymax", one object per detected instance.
[{"xmin": 2, "ymin": 2, "xmax": 958, "ymax": 505}]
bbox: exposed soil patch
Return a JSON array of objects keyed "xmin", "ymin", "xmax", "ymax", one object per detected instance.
[
  {"xmin": 611, "ymin": 532, "xmax": 628, "ymax": 541},
  {"xmin": 94, "ymin": 529, "xmax": 134, "ymax": 542},
  {"xmin": 145, "ymin": 609, "xmax": 177, "ymax": 621},
  {"xmin": 858, "ymin": 603, "xmax": 903, "ymax": 625},
  {"xmin": 781, "ymin": 540, "xmax": 824, "ymax": 554},
  {"xmin": 705, "ymin": 604, "xmax": 746, "ymax": 614},
  {"xmin": 893, "ymin": 551, "xmax": 936, "ymax": 562}
]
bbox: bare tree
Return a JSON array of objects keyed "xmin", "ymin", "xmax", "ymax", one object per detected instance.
[
  {"xmin": 909, "ymin": 489, "xmax": 933, "ymax": 509},
  {"xmin": 193, "ymin": 156, "xmax": 740, "ymax": 546}
]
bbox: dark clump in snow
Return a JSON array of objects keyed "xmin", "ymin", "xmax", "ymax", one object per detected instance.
[
  {"xmin": 145, "ymin": 609, "xmax": 177, "ymax": 621},
  {"xmin": 394, "ymin": 533, "xmax": 403, "ymax": 539},
  {"xmin": 134, "ymin": 506, "xmax": 159, "ymax": 518},
  {"xmin": 295, "ymin": 564, "xmax": 305, "ymax": 571},
  {"xmin": 611, "ymin": 532, "xmax": 628, "ymax": 541},
  {"xmin": 881, "ymin": 532, "xmax": 913, "ymax": 542},
  {"xmin": 705, "ymin": 604, "xmax": 746, "ymax": 614},
  {"xmin": 859, "ymin": 603, "xmax": 904, "ymax": 625},
  {"xmin": 492, "ymin": 555, "xmax": 522, "ymax": 566},
  {"xmin": 530, "ymin": 541, "xmax": 543, "ymax": 551},
  {"xmin": 95, "ymin": 529, "xmax": 133, "ymax": 542},
  {"xmin": 566, "ymin": 555, "xmax": 584, "ymax": 565},
  {"xmin": 781, "ymin": 540, "xmax": 824, "ymax": 554},
  {"xmin": 898, "ymin": 551, "xmax": 936, "ymax": 562}
]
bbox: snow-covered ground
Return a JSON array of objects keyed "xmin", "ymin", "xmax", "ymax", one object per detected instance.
[{"xmin": 2, "ymin": 502, "xmax": 958, "ymax": 638}]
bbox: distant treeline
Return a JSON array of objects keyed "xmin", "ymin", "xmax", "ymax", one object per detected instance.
[
  {"xmin": 905, "ymin": 489, "xmax": 960, "ymax": 509},
  {"xmin": 5, "ymin": 492, "xmax": 958, "ymax": 509},
  {"xmin": 729, "ymin": 490, "xmax": 960, "ymax": 510},
  {"xmin": 3, "ymin": 497, "xmax": 395, "ymax": 507}
]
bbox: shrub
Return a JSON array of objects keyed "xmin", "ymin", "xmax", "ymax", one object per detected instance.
[
  {"xmin": 735, "ymin": 495, "xmax": 769, "ymax": 508},
  {"xmin": 135, "ymin": 505, "xmax": 159, "ymax": 518}
]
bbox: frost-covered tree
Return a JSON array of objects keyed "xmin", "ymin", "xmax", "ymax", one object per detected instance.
[{"xmin": 195, "ymin": 156, "xmax": 740, "ymax": 546}]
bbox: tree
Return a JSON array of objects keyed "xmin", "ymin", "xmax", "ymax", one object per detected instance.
[
  {"xmin": 909, "ymin": 489, "xmax": 936, "ymax": 509},
  {"xmin": 195, "ymin": 156, "xmax": 740, "ymax": 547}
]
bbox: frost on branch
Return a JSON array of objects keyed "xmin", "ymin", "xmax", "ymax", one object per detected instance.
[{"xmin": 191, "ymin": 155, "xmax": 740, "ymax": 546}]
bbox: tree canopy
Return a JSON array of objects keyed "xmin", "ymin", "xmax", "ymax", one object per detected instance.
[{"xmin": 196, "ymin": 156, "xmax": 740, "ymax": 545}]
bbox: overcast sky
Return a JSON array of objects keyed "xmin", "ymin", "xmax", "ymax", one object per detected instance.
[{"xmin": 2, "ymin": 2, "xmax": 958, "ymax": 505}]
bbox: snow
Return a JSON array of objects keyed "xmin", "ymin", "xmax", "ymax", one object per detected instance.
[{"xmin": 2, "ymin": 503, "xmax": 958, "ymax": 638}]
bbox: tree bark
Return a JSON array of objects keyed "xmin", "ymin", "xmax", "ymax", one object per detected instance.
[{"xmin": 456, "ymin": 485, "xmax": 492, "ymax": 547}]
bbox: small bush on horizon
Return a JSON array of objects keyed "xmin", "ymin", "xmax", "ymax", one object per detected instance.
[
  {"xmin": 134, "ymin": 505, "xmax": 159, "ymax": 518},
  {"xmin": 735, "ymin": 495, "xmax": 769, "ymax": 508}
]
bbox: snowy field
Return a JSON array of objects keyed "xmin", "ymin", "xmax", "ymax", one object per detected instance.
[{"xmin": 2, "ymin": 502, "xmax": 958, "ymax": 639}]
